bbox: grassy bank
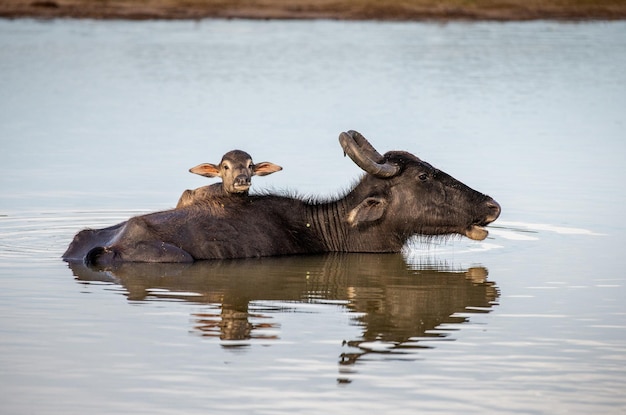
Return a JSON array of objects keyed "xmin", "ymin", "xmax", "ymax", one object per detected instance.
[{"xmin": 1, "ymin": 0, "xmax": 626, "ymax": 21}]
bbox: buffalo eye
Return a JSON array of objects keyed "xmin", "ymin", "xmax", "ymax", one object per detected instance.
[{"xmin": 418, "ymin": 172, "xmax": 428, "ymax": 181}]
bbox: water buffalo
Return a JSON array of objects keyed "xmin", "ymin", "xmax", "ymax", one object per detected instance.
[
  {"xmin": 62, "ymin": 130, "xmax": 501, "ymax": 265},
  {"xmin": 176, "ymin": 150, "xmax": 282, "ymax": 208}
]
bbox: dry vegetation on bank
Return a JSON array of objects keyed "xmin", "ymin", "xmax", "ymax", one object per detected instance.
[{"xmin": 1, "ymin": 0, "xmax": 626, "ymax": 21}]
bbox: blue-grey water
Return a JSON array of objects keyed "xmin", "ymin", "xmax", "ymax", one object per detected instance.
[{"xmin": 1, "ymin": 18, "xmax": 625, "ymax": 414}]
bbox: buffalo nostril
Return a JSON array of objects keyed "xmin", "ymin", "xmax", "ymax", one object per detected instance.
[{"xmin": 485, "ymin": 199, "xmax": 501, "ymax": 220}]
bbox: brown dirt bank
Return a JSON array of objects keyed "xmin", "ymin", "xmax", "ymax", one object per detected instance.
[{"xmin": 2, "ymin": 0, "xmax": 626, "ymax": 21}]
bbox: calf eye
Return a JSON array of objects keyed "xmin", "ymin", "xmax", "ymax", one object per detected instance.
[{"xmin": 418, "ymin": 173, "xmax": 428, "ymax": 181}]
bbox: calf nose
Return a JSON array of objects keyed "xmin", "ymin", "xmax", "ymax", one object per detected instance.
[{"xmin": 234, "ymin": 175, "xmax": 251, "ymax": 186}]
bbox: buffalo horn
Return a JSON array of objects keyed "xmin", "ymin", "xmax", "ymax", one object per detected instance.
[{"xmin": 339, "ymin": 130, "xmax": 400, "ymax": 178}]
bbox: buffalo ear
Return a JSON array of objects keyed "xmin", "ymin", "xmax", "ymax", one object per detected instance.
[
  {"xmin": 253, "ymin": 162, "xmax": 283, "ymax": 176},
  {"xmin": 189, "ymin": 163, "xmax": 221, "ymax": 178},
  {"xmin": 347, "ymin": 197, "xmax": 387, "ymax": 227}
]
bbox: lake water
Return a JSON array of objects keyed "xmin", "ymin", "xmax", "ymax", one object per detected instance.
[{"xmin": 1, "ymin": 18, "xmax": 625, "ymax": 414}]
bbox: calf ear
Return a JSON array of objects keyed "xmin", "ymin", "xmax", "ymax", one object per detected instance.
[
  {"xmin": 189, "ymin": 163, "xmax": 221, "ymax": 178},
  {"xmin": 347, "ymin": 197, "xmax": 387, "ymax": 226},
  {"xmin": 253, "ymin": 162, "xmax": 283, "ymax": 176}
]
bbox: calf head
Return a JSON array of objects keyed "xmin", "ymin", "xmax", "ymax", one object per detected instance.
[
  {"xmin": 189, "ymin": 150, "xmax": 282, "ymax": 194},
  {"xmin": 340, "ymin": 131, "xmax": 501, "ymax": 241}
]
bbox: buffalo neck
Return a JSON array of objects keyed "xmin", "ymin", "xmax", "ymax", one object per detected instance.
[
  {"xmin": 302, "ymin": 178, "xmax": 406, "ymax": 253},
  {"xmin": 304, "ymin": 199, "xmax": 351, "ymax": 252}
]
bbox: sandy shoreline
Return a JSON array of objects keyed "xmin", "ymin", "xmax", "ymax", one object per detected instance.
[{"xmin": 2, "ymin": 0, "xmax": 626, "ymax": 21}]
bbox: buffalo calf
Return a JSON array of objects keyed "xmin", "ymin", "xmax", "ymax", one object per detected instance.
[{"xmin": 176, "ymin": 150, "xmax": 282, "ymax": 208}]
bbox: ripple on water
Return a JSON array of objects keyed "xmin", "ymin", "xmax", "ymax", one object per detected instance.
[{"xmin": 0, "ymin": 209, "xmax": 148, "ymax": 263}]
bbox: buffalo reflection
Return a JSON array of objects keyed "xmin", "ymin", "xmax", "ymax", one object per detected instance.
[{"xmin": 69, "ymin": 253, "xmax": 498, "ymax": 363}]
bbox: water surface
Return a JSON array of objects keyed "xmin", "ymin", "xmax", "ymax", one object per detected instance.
[{"xmin": 1, "ymin": 18, "xmax": 625, "ymax": 414}]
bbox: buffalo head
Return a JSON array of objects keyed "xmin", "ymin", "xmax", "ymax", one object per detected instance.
[{"xmin": 339, "ymin": 130, "xmax": 500, "ymax": 241}]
